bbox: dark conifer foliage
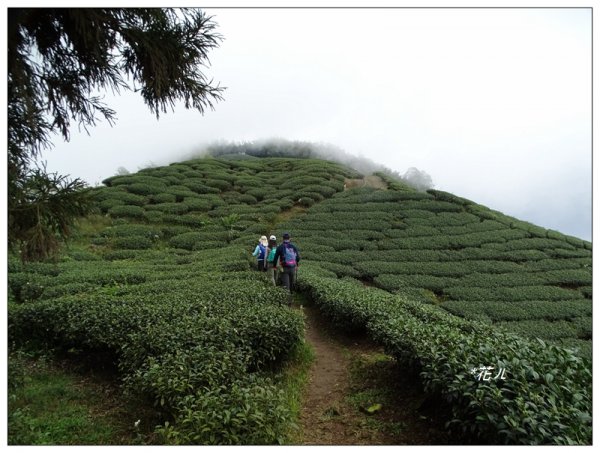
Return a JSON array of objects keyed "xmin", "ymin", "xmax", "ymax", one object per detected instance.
[{"xmin": 8, "ymin": 8, "xmax": 224, "ymax": 261}]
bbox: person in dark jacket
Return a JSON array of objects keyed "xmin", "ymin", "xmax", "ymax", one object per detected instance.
[{"xmin": 272, "ymin": 232, "xmax": 300, "ymax": 304}]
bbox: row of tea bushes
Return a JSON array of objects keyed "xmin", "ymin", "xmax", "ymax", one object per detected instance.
[
  {"xmin": 8, "ymin": 254, "xmax": 303, "ymax": 444},
  {"xmin": 296, "ymin": 264, "xmax": 592, "ymax": 445},
  {"xmin": 280, "ymin": 183, "xmax": 591, "ymax": 356}
]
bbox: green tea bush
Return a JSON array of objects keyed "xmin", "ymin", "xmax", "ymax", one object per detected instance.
[
  {"xmin": 580, "ymin": 286, "xmax": 592, "ymax": 299},
  {"xmin": 8, "ymin": 271, "xmax": 304, "ymax": 445},
  {"xmin": 304, "ymin": 211, "xmax": 395, "ymax": 223},
  {"xmin": 546, "ymin": 230, "xmax": 565, "ymax": 241},
  {"xmin": 104, "ymin": 224, "xmax": 163, "ymax": 240},
  {"xmin": 166, "ymin": 186, "xmax": 199, "ymax": 201},
  {"xmin": 444, "ymin": 285, "xmax": 585, "ymax": 302},
  {"xmin": 66, "ymin": 249, "xmax": 102, "ymax": 261},
  {"xmin": 297, "ymin": 268, "xmax": 591, "ymax": 445},
  {"xmin": 317, "ymin": 261, "xmax": 362, "ymax": 279},
  {"xmin": 327, "ymin": 238, "xmax": 372, "ymax": 251},
  {"xmin": 523, "ymin": 258, "xmax": 591, "ymax": 272},
  {"xmin": 104, "ymin": 191, "xmax": 148, "ymax": 206},
  {"xmin": 281, "ymin": 176, "xmax": 325, "ymax": 190},
  {"xmin": 438, "ymin": 220, "xmax": 506, "ymax": 235},
  {"xmin": 169, "ymin": 232, "xmax": 209, "ymax": 250},
  {"xmin": 466, "ymin": 204, "xmax": 505, "ymax": 222},
  {"xmin": 99, "ymin": 198, "xmax": 125, "ymax": 212},
  {"xmin": 398, "ymin": 200, "xmax": 464, "ymax": 213},
  {"xmin": 42, "ymin": 282, "xmax": 98, "ymax": 298},
  {"xmin": 296, "ymin": 196, "xmax": 316, "ymax": 207},
  {"xmin": 496, "ymin": 238, "xmax": 575, "ymax": 252},
  {"xmin": 496, "ymin": 250, "xmax": 550, "ymax": 262},
  {"xmin": 557, "ymin": 339, "xmax": 592, "ymax": 361},
  {"xmin": 112, "ymin": 236, "xmax": 154, "ymax": 250},
  {"xmin": 295, "ymin": 191, "xmax": 324, "ymax": 203},
  {"xmin": 547, "ymin": 248, "xmax": 591, "ymax": 259},
  {"xmin": 8, "ymin": 273, "xmax": 51, "ymax": 303},
  {"xmin": 108, "ymin": 205, "xmax": 146, "ymax": 219},
  {"xmin": 150, "ymin": 193, "xmax": 177, "ymax": 204},
  {"xmin": 180, "ymin": 169, "xmax": 203, "ymax": 178},
  {"xmin": 382, "ymin": 236, "xmax": 453, "ymax": 250},
  {"xmin": 183, "ymin": 179, "xmax": 221, "ymax": 194},
  {"xmin": 143, "ymin": 210, "xmax": 165, "ymax": 223},
  {"xmin": 461, "ymin": 260, "xmax": 523, "ymax": 274},
  {"xmin": 127, "ymin": 182, "xmax": 167, "ymax": 196},
  {"xmin": 102, "ymin": 250, "xmax": 138, "ymax": 261},
  {"xmin": 570, "ymin": 317, "xmax": 592, "ymax": 340},
  {"xmin": 564, "ymin": 236, "xmax": 586, "ymax": 249},
  {"xmin": 163, "ymin": 175, "xmax": 184, "ymax": 185},
  {"xmin": 190, "ymin": 195, "xmax": 224, "ymax": 210},
  {"xmin": 509, "ymin": 220, "xmax": 548, "ymax": 238},
  {"xmin": 540, "ymin": 269, "xmax": 592, "ymax": 287},
  {"xmin": 442, "ymin": 299, "xmax": 592, "ymax": 323},
  {"xmin": 192, "ymin": 241, "xmax": 223, "ymax": 251},
  {"xmin": 496, "ymin": 319, "xmax": 578, "ymax": 341},
  {"xmin": 305, "ymin": 184, "xmax": 338, "ymax": 198},
  {"xmin": 109, "ymin": 175, "xmax": 167, "ymax": 188},
  {"xmin": 156, "ymin": 376, "xmax": 292, "ymax": 445},
  {"xmin": 428, "ymin": 189, "xmax": 473, "ymax": 206},
  {"xmin": 238, "ymin": 193, "xmax": 258, "ymax": 205},
  {"xmin": 429, "ymin": 212, "xmax": 481, "ymax": 226},
  {"xmin": 401, "ymin": 209, "xmax": 437, "ymax": 220},
  {"xmin": 245, "ymin": 187, "xmax": 270, "ymax": 201},
  {"xmin": 455, "ymin": 272, "xmax": 546, "ymax": 288},
  {"xmin": 384, "ymin": 226, "xmax": 440, "ymax": 238},
  {"xmin": 160, "ymin": 214, "xmax": 206, "ymax": 228},
  {"xmin": 145, "ymin": 202, "xmax": 190, "ymax": 215},
  {"xmin": 204, "ymin": 178, "xmax": 232, "ymax": 191},
  {"xmin": 374, "ymin": 274, "xmax": 456, "ymax": 293},
  {"xmin": 353, "ymin": 261, "xmax": 467, "ymax": 278},
  {"xmin": 363, "ymin": 249, "xmax": 448, "ymax": 263},
  {"xmin": 20, "ymin": 262, "xmax": 61, "ymax": 276}
]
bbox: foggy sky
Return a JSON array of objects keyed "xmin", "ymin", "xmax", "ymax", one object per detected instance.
[{"xmin": 38, "ymin": 8, "xmax": 592, "ymax": 240}]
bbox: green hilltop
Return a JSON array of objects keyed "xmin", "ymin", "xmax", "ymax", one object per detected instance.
[{"xmin": 8, "ymin": 151, "xmax": 592, "ymax": 445}]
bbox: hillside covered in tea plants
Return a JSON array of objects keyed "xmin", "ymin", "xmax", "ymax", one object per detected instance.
[{"xmin": 8, "ymin": 150, "xmax": 592, "ymax": 445}]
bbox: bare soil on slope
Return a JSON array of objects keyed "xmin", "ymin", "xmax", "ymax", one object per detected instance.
[{"xmin": 344, "ymin": 174, "xmax": 388, "ymax": 190}]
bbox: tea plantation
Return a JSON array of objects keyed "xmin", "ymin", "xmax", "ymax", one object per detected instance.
[{"xmin": 8, "ymin": 153, "xmax": 592, "ymax": 445}]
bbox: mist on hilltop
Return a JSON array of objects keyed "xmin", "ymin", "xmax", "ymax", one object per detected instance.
[{"xmin": 184, "ymin": 138, "xmax": 435, "ymax": 192}]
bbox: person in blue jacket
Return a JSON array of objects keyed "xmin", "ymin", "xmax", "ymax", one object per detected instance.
[
  {"xmin": 272, "ymin": 232, "xmax": 300, "ymax": 304},
  {"xmin": 252, "ymin": 235, "xmax": 269, "ymax": 271}
]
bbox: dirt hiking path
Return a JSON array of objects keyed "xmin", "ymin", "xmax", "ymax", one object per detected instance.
[{"xmin": 295, "ymin": 301, "xmax": 451, "ymax": 446}]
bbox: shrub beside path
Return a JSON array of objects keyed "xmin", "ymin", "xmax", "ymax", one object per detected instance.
[{"xmin": 294, "ymin": 299, "xmax": 450, "ymax": 445}]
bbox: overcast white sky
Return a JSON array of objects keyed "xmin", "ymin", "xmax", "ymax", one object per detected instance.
[{"xmin": 38, "ymin": 7, "xmax": 592, "ymax": 240}]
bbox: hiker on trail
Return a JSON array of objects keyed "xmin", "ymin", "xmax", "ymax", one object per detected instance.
[
  {"xmin": 273, "ymin": 232, "xmax": 300, "ymax": 303},
  {"xmin": 266, "ymin": 235, "xmax": 279, "ymax": 285},
  {"xmin": 252, "ymin": 235, "xmax": 269, "ymax": 272}
]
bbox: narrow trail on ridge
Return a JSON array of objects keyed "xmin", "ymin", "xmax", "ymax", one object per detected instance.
[
  {"xmin": 269, "ymin": 179, "xmax": 450, "ymax": 445},
  {"xmin": 294, "ymin": 298, "xmax": 451, "ymax": 445}
]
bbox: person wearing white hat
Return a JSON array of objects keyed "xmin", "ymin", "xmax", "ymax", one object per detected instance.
[
  {"xmin": 266, "ymin": 235, "xmax": 278, "ymax": 285},
  {"xmin": 251, "ymin": 235, "xmax": 269, "ymax": 272}
]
